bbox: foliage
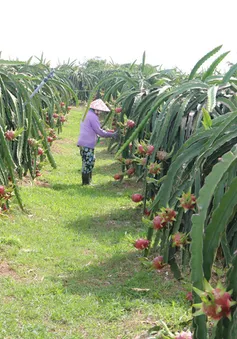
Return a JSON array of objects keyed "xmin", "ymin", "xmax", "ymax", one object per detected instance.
[
  {"xmin": 0, "ymin": 59, "xmax": 77, "ymax": 211},
  {"xmin": 0, "ymin": 108, "xmax": 191, "ymax": 338},
  {"xmin": 94, "ymin": 47, "xmax": 237, "ymax": 338},
  {"xmin": 2, "ymin": 46, "xmax": 237, "ymax": 337}
]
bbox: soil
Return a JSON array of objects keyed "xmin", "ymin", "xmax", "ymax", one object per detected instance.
[{"xmin": 0, "ymin": 261, "xmax": 19, "ymax": 279}]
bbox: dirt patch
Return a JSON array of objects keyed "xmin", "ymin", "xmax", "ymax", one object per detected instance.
[
  {"xmin": 34, "ymin": 180, "xmax": 51, "ymax": 188},
  {"xmin": 52, "ymin": 138, "xmax": 72, "ymax": 145},
  {"xmin": 50, "ymin": 137, "xmax": 74, "ymax": 154},
  {"xmin": 50, "ymin": 144, "xmax": 62, "ymax": 154},
  {"xmin": 17, "ymin": 175, "xmax": 34, "ymax": 187},
  {"xmin": 123, "ymin": 179, "xmax": 144, "ymax": 189},
  {"xmin": 17, "ymin": 175, "xmax": 50, "ymax": 188},
  {"xmin": 0, "ymin": 261, "xmax": 19, "ymax": 280}
]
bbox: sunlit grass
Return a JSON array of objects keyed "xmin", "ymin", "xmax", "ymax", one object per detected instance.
[{"xmin": 0, "ymin": 107, "xmax": 191, "ymax": 338}]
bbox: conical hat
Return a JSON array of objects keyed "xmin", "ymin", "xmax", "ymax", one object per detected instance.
[{"xmin": 90, "ymin": 99, "xmax": 110, "ymax": 112}]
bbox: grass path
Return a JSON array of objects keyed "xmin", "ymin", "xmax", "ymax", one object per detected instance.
[{"xmin": 0, "ymin": 107, "xmax": 191, "ymax": 338}]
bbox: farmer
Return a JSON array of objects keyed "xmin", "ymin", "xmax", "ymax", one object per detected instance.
[{"xmin": 77, "ymin": 99, "xmax": 117, "ymax": 185}]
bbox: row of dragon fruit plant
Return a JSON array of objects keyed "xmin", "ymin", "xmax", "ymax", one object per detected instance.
[
  {"xmin": 88, "ymin": 46, "xmax": 237, "ymax": 338},
  {"xmin": 0, "ymin": 59, "xmax": 78, "ymax": 214}
]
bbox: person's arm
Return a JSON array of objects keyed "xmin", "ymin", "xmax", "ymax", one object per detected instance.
[{"xmin": 90, "ymin": 115, "xmax": 116, "ymax": 138}]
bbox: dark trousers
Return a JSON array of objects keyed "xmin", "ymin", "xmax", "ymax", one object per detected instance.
[{"xmin": 80, "ymin": 147, "xmax": 95, "ymax": 184}]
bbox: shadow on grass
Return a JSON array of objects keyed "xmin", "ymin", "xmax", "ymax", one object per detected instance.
[
  {"xmin": 53, "ymin": 250, "xmax": 187, "ymax": 309},
  {"xmin": 72, "ymin": 163, "xmax": 122, "ymax": 177},
  {"xmin": 65, "ymin": 204, "xmax": 145, "ymax": 240},
  {"xmin": 50, "ymin": 182, "xmax": 123, "ymax": 198},
  {"xmin": 56, "ymin": 201, "xmax": 188, "ymax": 305},
  {"xmin": 50, "ymin": 177, "xmax": 143, "ymax": 197}
]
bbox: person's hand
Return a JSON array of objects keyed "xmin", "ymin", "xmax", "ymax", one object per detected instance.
[{"xmin": 112, "ymin": 131, "xmax": 119, "ymax": 140}]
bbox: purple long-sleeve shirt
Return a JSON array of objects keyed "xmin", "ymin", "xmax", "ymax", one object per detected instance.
[{"xmin": 77, "ymin": 109, "xmax": 114, "ymax": 149}]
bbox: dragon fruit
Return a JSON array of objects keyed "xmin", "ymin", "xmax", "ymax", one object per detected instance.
[
  {"xmin": 172, "ymin": 232, "xmax": 188, "ymax": 247},
  {"xmin": 5, "ymin": 130, "xmax": 16, "ymax": 141},
  {"xmin": 148, "ymin": 162, "xmax": 161, "ymax": 175},
  {"xmin": 134, "ymin": 238, "xmax": 150, "ymax": 250},
  {"xmin": 153, "ymin": 215, "xmax": 165, "ymax": 230},
  {"xmin": 137, "ymin": 144, "xmax": 146, "ymax": 155},
  {"xmin": 193, "ymin": 280, "xmax": 236, "ymax": 321},
  {"xmin": 115, "ymin": 107, "xmax": 122, "ymax": 113},
  {"xmin": 179, "ymin": 192, "xmax": 196, "ymax": 212},
  {"xmin": 127, "ymin": 167, "xmax": 135, "ymax": 176},
  {"xmin": 131, "ymin": 194, "xmax": 143, "ymax": 203},
  {"xmin": 152, "ymin": 256, "xmax": 165, "ymax": 270},
  {"xmin": 146, "ymin": 144, "xmax": 154, "ymax": 155},
  {"xmin": 0, "ymin": 185, "xmax": 5, "ymax": 196},
  {"xmin": 114, "ymin": 174, "xmax": 123, "ymax": 181},
  {"xmin": 127, "ymin": 120, "xmax": 135, "ymax": 128}
]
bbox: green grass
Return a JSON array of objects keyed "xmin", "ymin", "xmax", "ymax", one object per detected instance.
[{"xmin": 0, "ymin": 107, "xmax": 191, "ymax": 338}]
